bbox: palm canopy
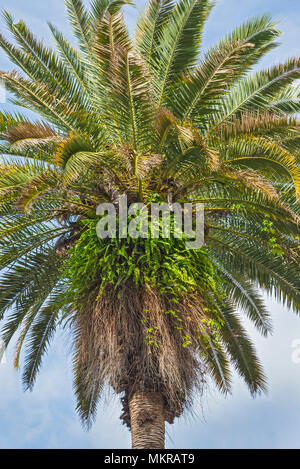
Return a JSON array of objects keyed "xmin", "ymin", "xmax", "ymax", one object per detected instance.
[{"xmin": 0, "ymin": 0, "xmax": 299, "ymax": 430}]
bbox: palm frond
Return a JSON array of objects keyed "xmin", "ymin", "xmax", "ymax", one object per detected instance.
[
  {"xmin": 22, "ymin": 288, "xmax": 64, "ymax": 390},
  {"xmin": 218, "ymin": 301, "xmax": 267, "ymax": 395},
  {"xmin": 154, "ymin": 0, "xmax": 213, "ymax": 107},
  {"xmin": 212, "ymin": 58, "xmax": 300, "ymax": 129},
  {"xmin": 135, "ymin": 0, "xmax": 174, "ymax": 65},
  {"xmin": 170, "ymin": 15, "xmax": 281, "ymax": 122}
]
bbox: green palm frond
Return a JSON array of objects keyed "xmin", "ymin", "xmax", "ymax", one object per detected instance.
[
  {"xmin": 209, "ymin": 236, "xmax": 300, "ymax": 312},
  {"xmin": 22, "ymin": 287, "xmax": 65, "ymax": 390},
  {"xmin": 135, "ymin": 0, "xmax": 174, "ymax": 65},
  {"xmin": 2, "ymin": 12, "xmax": 88, "ymax": 109},
  {"xmin": 202, "ymin": 339, "xmax": 232, "ymax": 394},
  {"xmin": 218, "ymin": 301, "xmax": 267, "ymax": 395},
  {"xmin": 48, "ymin": 23, "xmax": 92, "ymax": 106},
  {"xmin": 154, "ymin": 0, "xmax": 213, "ymax": 107},
  {"xmin": 220, "ymin": 136, "xmax": 300, "ymax": 194},
  {"xmin": 1, "ymin": 71, "xmax": 78, "ymax": 132},
  {"xmin": 213, "ymin": 258, "xmax": 272, "ymax": 335},
  {"xmin": 211, "ymin": 58, "xmax": 300, "ymax": 130},
  {"xmin": 268, "ymin": 84, "xmax": 300, "ymax": 114},
  {"xmin": 170, "ymin": 15, "xmax": 281, "ymax": 122},
  {"xmin": 65, "ymin": 0, "xmax": 93, "ymax": 59}
]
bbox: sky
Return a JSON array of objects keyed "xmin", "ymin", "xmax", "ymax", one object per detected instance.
[{"xmin": 0, "ymin": 0, "xmax": 300, "ymax": 449}]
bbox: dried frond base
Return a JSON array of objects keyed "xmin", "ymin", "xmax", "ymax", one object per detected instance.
[{"xmin": 73, "ymin": 280, "xmax": 210, "ymax": 428}]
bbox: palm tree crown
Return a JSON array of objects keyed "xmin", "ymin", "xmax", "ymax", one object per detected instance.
[{"xmin": 0, "ymin": 0, "xmax": 299, "ymax": 446}]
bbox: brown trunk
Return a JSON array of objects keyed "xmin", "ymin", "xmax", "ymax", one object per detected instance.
[{"xmin": 129, "ymin": 390, "xmax": 165, "ymax": 449}]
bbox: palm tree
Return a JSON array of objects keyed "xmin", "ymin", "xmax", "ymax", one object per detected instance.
[{"xmin": 0, "ymin": 0, "xmax": 299, "ymax": 449}]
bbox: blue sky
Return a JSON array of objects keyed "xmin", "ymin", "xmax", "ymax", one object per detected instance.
[{"xmin": 0, "ymin": 0, "xmax": 300, "ymax": 449}]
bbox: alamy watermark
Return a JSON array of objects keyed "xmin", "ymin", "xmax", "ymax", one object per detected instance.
[
  {"xmin": 0, "ymin": 79, "xmax": 6, "ymax": 104},
  {"xmin": 0, "ymin": 339, "xmax": 6, "ymax": 365},
  {"xmin": 291, "ymin": 339, "xmax": 300, "ymax": 364},
  {"xmin": 96, "ymin": 195, "xmax": 204, "ymax": 249}
]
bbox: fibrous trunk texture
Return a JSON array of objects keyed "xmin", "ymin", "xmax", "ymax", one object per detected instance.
[{"xmin": 129, "ymin": 390, "xmax": 165, "ymax": 449}]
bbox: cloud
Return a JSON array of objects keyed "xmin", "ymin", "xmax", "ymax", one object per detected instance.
[{"xmin": 0, "ymin": 332, "xmax": 130, "ymax": 448}]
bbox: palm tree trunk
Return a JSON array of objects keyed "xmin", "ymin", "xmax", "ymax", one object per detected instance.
[{"xmin": 129, "ymin": 390, "xmax": 165, "ymax": 449}]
